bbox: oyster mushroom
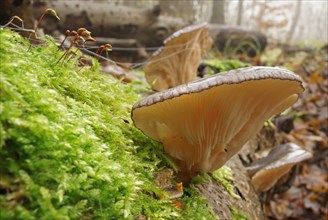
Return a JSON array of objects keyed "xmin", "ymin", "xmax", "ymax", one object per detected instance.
[
  {"xmin": 144, "ymin": 22, "xmax": 213, "ymax": 91},
  {"xmin": 247, "ymin": 142, "xmax": 312, "ymax": 192},
  {"xmin": 131, "ymin": 66, "xmax": 304, "ymax": 182}
]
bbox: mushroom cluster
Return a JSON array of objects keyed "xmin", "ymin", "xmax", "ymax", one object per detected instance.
[
  {"xmin": 144, "ymin": 22, "xmax": 213, "ymax": 91},
  {"xmin": 132, "ymin": 66, "xmax": 304, "ymax": 182}
]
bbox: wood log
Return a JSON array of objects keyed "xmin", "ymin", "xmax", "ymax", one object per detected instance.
[
  {"xmin": 196, "ymin": 156, "xmax": 265, "ymax": 220},
  {"xmin": 1, "ymin": 1, "xmax": 267, "ymax": 59},
  {"xmin": 31, "ymin": 1, "xmax": 266, "ymax": 57},
  {"xmin": 32, "ymin": 1, "xmax": 167, "ymax": 46},
  {"xmin": 31, "ymin": 1, "xmax": 186, "ymax": 62},
  {"xmin": 209, "ymin": 24, "xmax": 268, "ymax": 57}
]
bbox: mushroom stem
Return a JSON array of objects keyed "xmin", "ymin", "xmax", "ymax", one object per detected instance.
[
  {"xmin": 175, "ymin": 171, "xmax": 195, "ymax": 185},
  {"xmin": 162, "ymin": 139, "xmax": 202, "ymax": 183}
]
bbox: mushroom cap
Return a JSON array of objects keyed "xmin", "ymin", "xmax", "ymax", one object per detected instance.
[
  {"xmin": 132, "ymin": 66, "xmax": 304, "ymax": 179},
  {"xmin": 144, "ymin": 22, "xmax": 213, "ymax": 91},
  {"xmin": 248, "ymin": 142, "xmax": 312, "ymax": 192}
]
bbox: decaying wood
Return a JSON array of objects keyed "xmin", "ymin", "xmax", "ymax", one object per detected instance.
[{"xmin": 196, "ymin": 156, "xmax": 265, "ymax": 220}]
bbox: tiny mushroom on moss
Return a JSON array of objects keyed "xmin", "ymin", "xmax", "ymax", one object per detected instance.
[
  {"xmin": 131, "ymin": 66, "xmax": 304, "ymax": 182},
  {"xmin": 246, "ymin": 142, "xmax": 312, "ymax": 192},
  {"xmin": 144, "ymin": 22, "xmax": 213, "ymax": 91}
]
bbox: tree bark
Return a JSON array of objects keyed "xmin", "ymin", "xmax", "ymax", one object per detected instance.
[
  {"xmin": 210, "ymin": 0, "xmax": 225, "ymax": 24},
  {"xmin": 196, "ymin": 157, "xmax": 265, "ymax": 220}
]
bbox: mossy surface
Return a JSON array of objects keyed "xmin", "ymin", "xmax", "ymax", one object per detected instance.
[
  {"xmin": 203, "ymin": 59, "xmax": 250, "ymax": 75},
  {"xmin": 231, "ymin": 208, "xmax": 248, "ymax": 220},
  {"xmin": 0, "ymin": 29, "xmax": 217, "ymax": 219},
  {"xmin": 211, "ymin": 166, "xmax": 240, "ymax": 199}
]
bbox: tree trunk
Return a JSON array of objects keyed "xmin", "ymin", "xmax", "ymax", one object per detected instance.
[
  {"xmin": 210, "ymin": 0, "xmax": 225, "ymax": 24},
  {"xmin": 236, "ymin": 0, "xmax": 244, "ymax": 26},
  {"xmin": 158, "ymin": 0, "xmax": 195, "ymax": 22},
  {"xmin": 286, "ymin": 1, "xmax": 302, "ymax": 43}
]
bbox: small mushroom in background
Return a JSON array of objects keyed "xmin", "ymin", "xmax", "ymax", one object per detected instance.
[
  {"xmin": 246, "ymin": 142, "xmax": 312, "ymax": 192},
  {"xmin": 131, "ymin": 66, "xmax": 304, "ymax": 183},
  {"xmin": 143, "ymin": 22, "xmax": 213, "ymax": 91}
]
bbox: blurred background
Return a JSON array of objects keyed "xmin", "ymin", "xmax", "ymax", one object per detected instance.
[
  {"xmin": 126, "ymin": 0, "xmax": 328, "ymax": 44},
  {"xmin": 1, "ymin": 0, "xmax": 327, "ymax": 55}
]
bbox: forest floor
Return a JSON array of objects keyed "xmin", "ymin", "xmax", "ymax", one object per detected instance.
[{"xmin": 235, "ymin": 44, "xmax": 328, "ymax": 220}]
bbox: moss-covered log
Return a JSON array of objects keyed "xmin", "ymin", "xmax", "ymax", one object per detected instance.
[{"xmin": 0, "ymin": 29, "xmax": 268, "ymax": 219}]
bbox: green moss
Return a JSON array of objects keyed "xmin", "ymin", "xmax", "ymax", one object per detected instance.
[
  {"xmin": 203, "ymin": 59, "xmax": 250, "ymax": 75},
  {"xmin": 181, "ymin": 187, "xmax": 218, "ymax": 220},
  {"xmin": 211, "ymin": 166, "xmax": 240, "ymax": 199},
  {"xmin": 231, "ymin": 208, "xmax": 248, "ymax": 220},
  {"xmin": 0, "ymin": 29, "xmax": 215, "ymax": 219}
]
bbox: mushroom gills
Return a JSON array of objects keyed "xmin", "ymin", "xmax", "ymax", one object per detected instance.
[
  {"xmin": 141, "ymin": 79, "xmax": 301, "ymax": 176},
  {"xmin": 131, "ymin": 66, "xmax": 304, "ymax": 182}
]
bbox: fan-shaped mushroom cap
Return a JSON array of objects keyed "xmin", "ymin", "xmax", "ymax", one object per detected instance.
[
  {"xmin": 132, "ymin": 66, "xmax": 304, "ymax": 181},
  {"xmin": 247, "ymin": 142, "xmax": 312, "ymax": 192},
  {"xmin": 144, "ymin": 22, "xmax": 213, "ymax": 91}
]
